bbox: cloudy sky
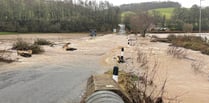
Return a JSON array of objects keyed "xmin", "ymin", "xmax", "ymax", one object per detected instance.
[{"xmin": 100, "ymin": 0, "xmax": 209, "ymax": 8}]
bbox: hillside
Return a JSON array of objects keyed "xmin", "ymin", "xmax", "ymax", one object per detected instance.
[
  {"xmin": 120, "ymin": 1, "xmax": 181, "ymax": 12},
  {"xmin": 120, "ymin": 11, "xmax": 136, "ymax": 23},
  {"xmin": 148, "ymin": 7, "xmax": 175, "ymax": 20}
]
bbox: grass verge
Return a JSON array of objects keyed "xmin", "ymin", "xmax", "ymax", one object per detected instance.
[
  {"xmin": 0, "ymin": 32, "xmax": 19, "ymax": 35},
  {"xmin": 167, "ymin": 35, "xmax": 209, "ymax": 55},
  {"xmin": 105, "ymin": 70, "xmax": 163, "ymax": 103}
]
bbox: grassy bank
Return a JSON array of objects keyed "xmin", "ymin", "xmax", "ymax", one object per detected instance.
[
  {"xmin": 105, "ymin": 70, "xmax": 163, "ymax": 103},
  {"xmin": 0, "ymin": 32, "xmax": 19, "ymax": 35},
  {"xmin": 168, "ymin": 35, "xmax": 209, "ymax": 55}
]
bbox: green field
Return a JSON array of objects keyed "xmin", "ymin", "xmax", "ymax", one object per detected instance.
[
  {"xmin": 0, "ymin": 32, "xmax": 18, "ymax": 35},
  {"xmin": 121, "ymin": 7, "xmax": 175, "ymax": 21},
  {"xmin": 121, "ymin": 11, "xmax": 136, "ymax": 22},
  {"xmin": 149, "ymin": 7, "xmax": 175, "ymax": 20}
]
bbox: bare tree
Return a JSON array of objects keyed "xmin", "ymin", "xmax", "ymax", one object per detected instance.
[
  {"xmin": 183, "ymin": 23, "xmax": 193, "ymax": 33},
  {"xmin": 130, "ymin": 12, "xmax": 153, "ymax": 37}
]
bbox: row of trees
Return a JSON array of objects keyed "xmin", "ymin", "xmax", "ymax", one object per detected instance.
[
  {"xmin": 123, "ymin": 5, "xmax": 209, "ymax": 34},
  {"xmin": 122, "ymin": 11, "xmax": 167, "ymax": 34},
  {"xmin": 146, "ymin": 4, "xmax": 209, "ymax": 32},
  {"xmin": 170, "ymin": 5, "xmax": 209, "ymax": 31},
  {"xmin": 1, "ymin": 0, "xmax": 209, "ymax": 33},
  {"xmin": 0, "ymin": 0, "xmax": 120, "ymax": 32}
]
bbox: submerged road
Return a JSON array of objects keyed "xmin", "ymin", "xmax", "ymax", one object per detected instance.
[
  {"xmin": 0, "ymin": 56, "xmax": 107, "ymax": 103},
  {"xmin": 0, "ymin": 34, "xmax": 127, "ymax": 103}
]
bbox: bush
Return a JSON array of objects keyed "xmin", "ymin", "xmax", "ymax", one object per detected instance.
[
  {"xmin": 167, "ymin": 47, "xmax": 187, "ymax": 59},
  {"xmin": 183, "ymin": 23, "xmax": 193, "ymax": 33},
  {"xmin": 201, "ymin": 48, "xmax": 209, "ymax": 55},
  {"xmin": 104, "ymin": 70, "xmax": 164, "ymax": 103},
  {"xmin": 191, "ymin": 61, "xmax": 203, "ymax": 73},
  {"xmin": 29, "ymin": 44, "xmax": 44, "ymax": 54},
  {"xmin": 167, "ymin": 34, "xmax": 176, "ymax": 42},
  {"xmin": 167, "ymin": 35, "xmax": 209, "ymax": 55},
  {"xmin": 13, "ymin": 39, "xmax": 44, "ymax": 54},
  {"xmin": 12, "ymin": 38, "xmax": 31, "ymax": 50},
  {"xmin": 34, "ymin": 38, "xmax": 52, "ymax": 45}
]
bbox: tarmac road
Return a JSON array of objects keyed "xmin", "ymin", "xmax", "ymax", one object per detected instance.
[
  {"xmin": 0, "ymin": 56, "xmax": 107, "ymax": 103},
  {"xmin": 0, "ymin": 34, "xmax": 127, "ymax": 103}
]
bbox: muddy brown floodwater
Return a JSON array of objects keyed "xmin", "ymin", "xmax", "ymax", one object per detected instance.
[
  {"xmin": 124, "ymin": 34, "xmax": 209, "ymax": 103},
  {"xmin": 0, "ymin": 33, "xmax": 126, "ymax": 103},
  {"xmin": 0, "ymin": 33, "xmax": 209, "ymax": 103}
]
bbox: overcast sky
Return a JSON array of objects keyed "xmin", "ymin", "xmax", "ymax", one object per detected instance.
[{"xmin": 100, "ymin": 0, "xmax": 209, "ymax": 8}]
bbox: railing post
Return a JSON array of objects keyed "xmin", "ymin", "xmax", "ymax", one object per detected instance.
[
  {"xmin": 120, "ymin": 47, "xmax": 124, "ymax": 63},
  {"xmin": 113, "ymin": 66, "xmax": 119, "ymax": 82}
]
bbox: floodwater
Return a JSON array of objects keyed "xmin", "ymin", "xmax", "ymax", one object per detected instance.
[
  {"xmin": 0, "ymin": 57, "xmax": 104, "ymax": 103},
  {"xmin": 131, "ymin": 36, "xmax": 209, "ymax": 103},
  {"xmin": 0, "ymin": 33, "xmax": 126, "ymax": 103},
  {"xmin": 0, "ymin": 33, "xmax": 209, "ymax": 103}
]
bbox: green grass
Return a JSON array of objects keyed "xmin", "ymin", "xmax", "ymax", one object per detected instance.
[
  {"xmin": 149, "ymin": 7, "xmax": 175, "ymax": 20},
  {"xmin": 121, "ymin": 11, "xmax": 136, "ymax": 23},
  {"xmin": 0, "ymin": 32, "xmax": 19, "ymax": 35},
  {"xmin": 121, "ymin": 8, "xmax": 175, "ymax": 20}
]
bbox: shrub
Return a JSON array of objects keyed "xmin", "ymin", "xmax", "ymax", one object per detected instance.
[
  {"xmin": 29, "ymin": 44, "xmax": 44, "ymax": 54},
  {"xmin": 166, "ymin": 35, "xmax": 209, "ymax": 55},
  {"xmin": 105, "ymin": 70, "xmax": 160, "ymax": 103},
  {"xmin": 167, "ymin": 34, "xmax": 176, "ymax": 42},
  {"xmin": 183, "ymin": 23, "xmax": 193, "ymax": 33},
  {"xmin": 167, "ymin": 47, "xmax": 187, "ymax": 59},
  {"xmin": 12, "ymin": 39, "xmax": 44, "ymax": 54},
  {"xmin": 137, "ymin": 50, "xmax": 148, "ymax": 67},
  {"xmin": 191, "ymin": 61, "xmax": 203, "ymax": 73},
  {"xmin": 201, "ymin": 48, "xmax": 209, "ymax": 55},
  {"xmin": 34, "ymin": 38, "xmax": 52, "ymax": 45},
  {"xmin": 12, "ymin": 38, "xmax": 31, "ymax": 50}
]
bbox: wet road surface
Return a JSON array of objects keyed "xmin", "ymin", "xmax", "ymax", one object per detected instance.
[{"xmin": 0, "ymin": 56, "xmax": 107, "ymax": 103}]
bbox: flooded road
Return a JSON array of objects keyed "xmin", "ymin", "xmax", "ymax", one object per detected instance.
[
  {"xmin": 0, "ymin": 34, "xmax": 126, "ymax": 103},
  {"xmin": 1, "ymin": 33, "xmax": 209, "ymax": 103},
  {"xmin": 0, "ymin": 56, "xmax": 105, "ymax": 103}
]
